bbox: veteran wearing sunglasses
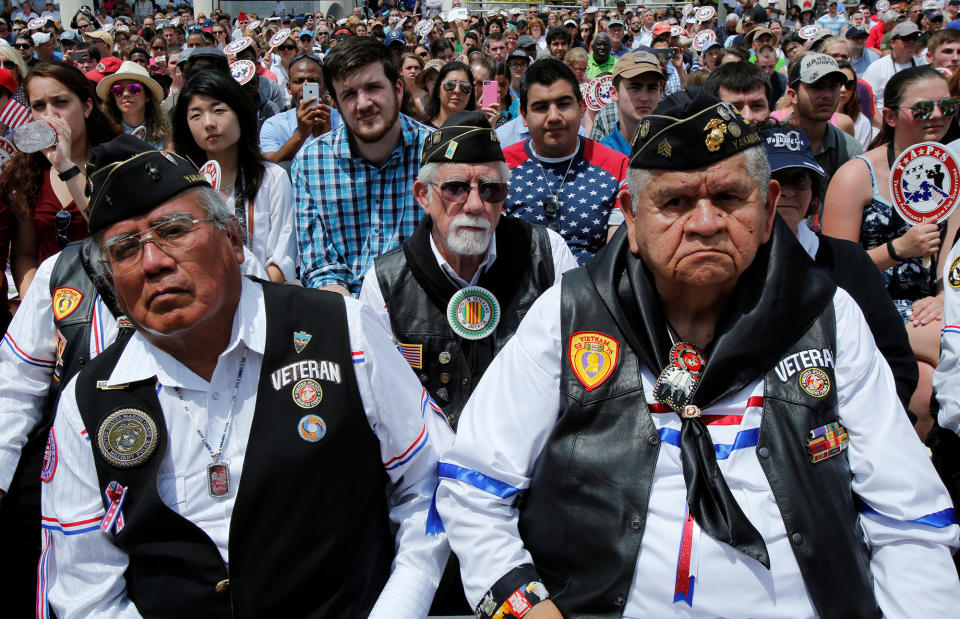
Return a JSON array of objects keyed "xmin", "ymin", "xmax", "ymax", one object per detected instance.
[{"xmin": 38, "ymin": 135, "xmax": 451, "ymax": 618}]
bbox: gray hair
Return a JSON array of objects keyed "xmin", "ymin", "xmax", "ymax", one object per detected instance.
[
  {"xmin": 85, "ymin": 185, "xmax": 237, "ymax": 283},
  {"xmin": 417, "ymin": 161, "xmax": 511, "ymax": 186},
  {"xmin": 626, "ymin": 145, "xmax": 770, "ymax": 216}
]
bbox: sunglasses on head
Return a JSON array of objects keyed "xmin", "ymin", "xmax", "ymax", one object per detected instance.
[
  {"xmin": 112, "ymin": 82, "xmax": 143, "ymax": 97},
  {"xmin": 55, "ymin": 209, "xmax": 72, "ymax": 249},
  {"xmin": 430, "ymin": 181, "xmax": 508, "ymax": 203},
  {"xmin": 898, "ymin": 97, "xmax": 959, "ymax": 119},
  {"xmin": 442, "ymin": 80, "xmax": 473, "ymax": 93}
]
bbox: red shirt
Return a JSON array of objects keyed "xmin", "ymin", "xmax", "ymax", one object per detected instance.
[{"xmin": 33, "ymin": 168, "xmax": 87, "ymax": 264}]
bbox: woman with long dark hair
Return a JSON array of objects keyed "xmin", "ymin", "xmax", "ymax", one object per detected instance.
[
  {"xmin": 0, "ymin": 61, "xmax": 119, "ymax": 295},
  {"xmin": 173, "ymin": 71, "xmax": 296, "ymax": 283},
  {"xmin": 421, "ymin": 61, "xmax": 477, "ymax": 128},
  {"xmin": 823, "ymin": 65, "xmax": 960, "ymax": 436}
]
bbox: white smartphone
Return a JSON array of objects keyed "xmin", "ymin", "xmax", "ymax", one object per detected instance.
[{"xmin": 302, "ymin": 82, "xmax": 320, "ymax": 106}]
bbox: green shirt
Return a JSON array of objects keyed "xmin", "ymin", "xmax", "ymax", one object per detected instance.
[{"xmin": 587, "ymin": 54, "xmax": 616, "ymax": 79}]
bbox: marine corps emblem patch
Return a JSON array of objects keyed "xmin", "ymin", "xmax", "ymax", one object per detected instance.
[
  {"xmin": 568, "ymin": 331, "xmax": 620, "ymax": 391},
  {"xmin": 949, "ymin": 256, "xmax": 960, "ymax": 288},
  {"xmin": 97, "ymin": 408, "xmax": 159, "ymax": 468},
  {"xmin": 799, "ymin": 368, "xmax": 830, "ymax": 398},
  {"xmin": 52, "ymin": 287, "xmax": 83, "ymax": 320}
]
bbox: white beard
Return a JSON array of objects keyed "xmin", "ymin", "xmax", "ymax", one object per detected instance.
[{"xmin": 445, "ymin": 215, "xmax": 493, "ymax": 256}]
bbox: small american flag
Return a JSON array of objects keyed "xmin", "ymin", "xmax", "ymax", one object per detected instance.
[
  {"xmin": 397, "ymin": 342, "xmax": 423, "ymax": 369},
  {"xmin": 0, "ymin": 87, "xmax": 31, "ymax": 131}
]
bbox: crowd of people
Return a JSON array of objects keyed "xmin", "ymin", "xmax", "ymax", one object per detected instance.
[{"xmin": 0, "ymin": 0, "xmax": 959, "ymax": 617}]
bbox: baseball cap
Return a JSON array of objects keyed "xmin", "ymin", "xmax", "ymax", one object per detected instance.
[
  {"xmin": 84, "ymin": 30, "xmax": 115, "ymax": 46},
  {"xmin": 385, "ymin": 29, "xmax": 404, "ymax": 47},
  {"xmin": 760, "ymin": 127, "xmax": 826, "ymax": 176},
  {"xmin": 31, "ymin": 32, "xmax": 51, "ymax": 45},
  {"xmin": 744, "ymin": 27, "xmax": 774, "ymax": 47},
  {"xmin": 84, "ymin": 56, "xmax": 123, "ymax": 83},
  {"xmin": 891, "ymin": 21, "xmax": 921, "ymax": 38},
  {"xmin": 508, "ymin": 49, "xmax": 531, "ymax": 63},
  {"xmin": 788, "ymin": 53, "xmax": 848, "ymax": 86},
  {"xmin": 517, "ymin": 35, "xmax": 537, "ymax": 48},
  {"xmin": 652, "ymin": 21, "xmax": 672, "ymax": 36},
  {"xmin": 300, "ymin": 29, "xmax": 313, "ymax": 39},
  {"xmin": 0, "ymin": 67, "xmax": 16, "ymax": 96},
  {"xmin": 613, "ymin": 50, "xmax": 665, "ymax": 79},
  {"xmin": 608, "ymin": 19, "xmax": 626, "ymax": 28},
  {"xmin": 564, "ymin": 19, "xmax": 577, "ymax": 27},
  {"xmin": 845, "ymin": 26, "xmax": 868, "ymax": 38}
]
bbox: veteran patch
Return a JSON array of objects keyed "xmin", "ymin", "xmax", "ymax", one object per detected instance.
[
  {"xmin": 292, "ymin": 378, "xmax": 322, "ymax": 408},
  {"xmin": 40, "ymin": 428, "xmax": 57, "ymax": 482},
  {"xmin": 949, "ymin": 256, "xmax": 960, "ymax": 288},
  {"xmin": 799, "ymin": 367, "xmax": 830, "ymax": 398},
  {"xmin": 52, "ymin": 287, "xmax": 83, "ymax": 321},
  {"xmin": 298, "ymin": 414, "xmax": 327, "ymax": 442},
  {"xmin": 293, "ymin": 330, "xmax": 312, "ymax": 353},
  {"xmin": 97, "ymin": 408, "xmax": 159, "ymax": 468},
  {"xmin": 447, "ymin": 286, "xmax": 500, "ymax": 340},
  {"xmin": 569, "ymin": 331, "xmax": 620, "ymax": 391}
]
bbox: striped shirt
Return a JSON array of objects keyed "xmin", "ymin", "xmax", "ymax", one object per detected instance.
[{"xmin": 292, "ymin": 113, "xmax": 434, "ymax": 295}]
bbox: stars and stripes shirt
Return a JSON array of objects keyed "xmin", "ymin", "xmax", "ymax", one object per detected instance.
[
  {"xmin": 292, "ymin": 113, "xmax": 434, "ymax": 296},
  {"xmin": 40, "ymin": 278, "xmax": 451, "ymax": 618},
  {"xmin": 436, "ymin": 284, "xmax": 960, "ymax": 616},
  {"xmin": 502, "ymin": 137, "xmax": 628, "ymax": 264}
]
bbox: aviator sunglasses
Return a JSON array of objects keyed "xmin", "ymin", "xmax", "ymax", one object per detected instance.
[
  {"xmin": 897, "ymin": 97, "xmax": 960, "ymax": 119},
  {"xmin": 430, "ymin": 181, "xmax": 508, "ymax": 203},
  {"xmin": 442, "ymin": 80, "xmax": 473, "ymax": 94},
  {"xmin": 112, "ymin": 83, "xmax": 144, "ymax": 97}
]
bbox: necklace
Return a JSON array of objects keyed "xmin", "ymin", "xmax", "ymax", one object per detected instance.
[
  {"xmin": 533, "ymin": 147, "xmax": 577, "ymax": 232},
  {"xmin": 173, "ymin": 348, "xmax": 247, "ymax": 499}
]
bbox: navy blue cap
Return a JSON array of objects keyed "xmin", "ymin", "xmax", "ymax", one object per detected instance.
[
  {"xmin": 759, "ymin": 127, "xmax": 825, "ymax": 176},
  {"xmin": 385, "ymin": 29, "xmax": 405, "ymax": 47}
]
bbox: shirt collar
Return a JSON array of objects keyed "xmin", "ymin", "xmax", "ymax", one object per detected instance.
[
  {"xmin": 105, "ymin": 277, "xmax": 266, "ymax": 390},
  {"xmin": 796, "ymin": 220, "xmax": 820, "ymax": 258},
  {"xmin": 331, "ymin": 112, "xmax": 424, "ymax": 165},
  {"xmin": 428, "ymin": 229, "xmax": 497, "ymax": 288}
]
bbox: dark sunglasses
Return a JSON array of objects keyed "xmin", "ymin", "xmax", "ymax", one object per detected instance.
[
  {"xmin": 430, "ymin": 181, "xmax": 508, "ymax": 203},
  {"xmin": 2, "ymin": 60, "xmax": 17, "ymax": 70},
  {"xmin": 112, "ymin": 83, "xmax": 143, "ymax": 97},
  {"xmin": 418, "ymin": 51, "xmax": 429, "ymax": 58},
  {"xmin": 442, "ymin": 80, "xmax": 473, "ymax": 93},
  {"xmin": 278, "ymin": 43, "xmax": 297, "ymax": 51},
  {"xmin": 55, "ymin": 209, "xmax": 72, "ymax": 249},
  {"xmin": 898, "ymin": 97, "xmax": 960, "ymax": 119},
  {"xmin": 14, "ymin": 43, "xmax": 31, "ymax": 49},
  {"xmin": 212, "ymin": 29, "xmax": 225, "ymax": 34},
  {"xmin": 773, "ymin": 169, "xmax": 813, "ymax": 191}
]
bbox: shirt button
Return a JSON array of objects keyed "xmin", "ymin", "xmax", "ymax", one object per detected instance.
[
  {"xmin": 215, "ymin": 578, "xmax": 230, "ymax": 594},
  {"xmin": 758, "ymin": 446, "xmax": 770, "ymax": 458},
  {"xmin": 373, "ymin": 226, "xmax": 380, "ymax": 233},
  {"xmin": 462, "ymin": 377, "xmax": 470, "ymax": 385},
  {"xmin": 631, "ymin": 519, "xmax": 641, "ymax": 530},
  {"xmin": 212, "ymin": 392, "xmax": 221, "ymax": 400},
  {"xmin": 615, "ymin": 595, "xmax": 625, "ymax": 606},
  {"xmin": 419, "ymin": 374, "xmax": 429, "ymax": 384},
  {"xmin": 791, "ymin": 532, "xmax": 803, "ymax": 545},
  {"xmin": 647, "ymin": 435, "xmax": 659, "ymax": 446}
]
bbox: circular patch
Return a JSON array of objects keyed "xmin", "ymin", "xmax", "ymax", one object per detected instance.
[
  {"xmin": 581, "ymin": 80, "xmax": 599, "ymax": 111},
  {"xmin": 439, "ymin": 351, "xmax": 452, "ymax": 364},
  {"xmin": 292, "ymin": 378, "xmax": 323, "ymax": 408},
  {"xmin": 799, "ymin": 368, "xmax": 830, "ymax": 398},
  {"xmin": 798, "ymin": 25, "xmax": 820, "ymax": 40},
  {"xmin": 729, "ymin": 122, "xmax": 741, "ymax": 138},
  {"xmin": 694, "ymin": 6, "xmax": 716, "ymax": 22},
  {"xmin": 97, "ymin": 408, "xmax": 159, "ymax": 468},
  {"xmin": 447, "ymin": 286, "xmax": 501, "ymax": 340},
  {"xmin": 889, "ymin": 141, "xmax": 960, "ymax": 225},
  {"xmin": 224, "ymin": 36, "xmax": 253, "ymax": 56},
  {"xmin": 670, "ymin": 342, "xmax": 706, "ymax": 376},
  {"xmin": 270, "ymin": 28, "xmax": 291, "ymax": 47},
  {"xmin": 230, "ymin": 59, "xmax": 256, "ymax": 85},
  {"xmin": 595, "ymin": 74, "xmax": 614, "ymax": 107},
  {"xmin": 948, "ymin": 256, "xmax": 960, "ymax": 288},
  {"xmin": 693, "ymin": 29, "xmax": 716, "ymax": 52},
  {"xmin": 298, "ymin": 414, "xmax": 326, "ymax": 442},
  {"xmin": 40, "ymin": 428, "xmax": 57, "ymax": 482}
]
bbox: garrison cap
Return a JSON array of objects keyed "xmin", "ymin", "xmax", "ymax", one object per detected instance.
[
  {"xmin": 421, "ymin": 110, "xmax": 505, "ymax": 165},
  {"xmin": 629, "ymin": 88, "xmax": 759, "ymax": 170},
  {"xmin": 86, "ymin": 134, "xmax": 211, "ymax": 234}
]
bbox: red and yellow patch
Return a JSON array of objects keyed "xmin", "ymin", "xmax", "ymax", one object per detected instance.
[
  {"xmin": 52, "ymin": 287, "xmax": 83, "ymax": 321},
  {"xmin": 568, "ymin": 331, "xmax": 620, "ymax": 391}
]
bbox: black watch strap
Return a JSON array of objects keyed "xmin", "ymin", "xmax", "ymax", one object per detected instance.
[{"xmin": 57, "ymin": 165, "xmax": 81, "ymax": 181}]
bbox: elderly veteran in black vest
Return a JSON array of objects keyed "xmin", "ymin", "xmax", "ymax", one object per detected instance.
[
  {"xmin": 38, "ymin": 135, "xmax": 452, "ymax": 618},
  {"xmin": 436, "ymin": 90, "xmax": 960, "ymax": 619},
  {"xmin": 360, "ymin": 110, "xmax": 578, "ymax": 430}
]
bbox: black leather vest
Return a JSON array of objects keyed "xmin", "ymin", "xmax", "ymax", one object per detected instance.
[
  {"xmin": 516, "ymin": 266, "xmax": 879, "ymax": 618},
  {"xmin": 375, "ymin": 219, "xmax": 554, "ymax": 428},
  {"xmin": 74, "ymin": 282, "xmax": 393, "ymax": 618}
]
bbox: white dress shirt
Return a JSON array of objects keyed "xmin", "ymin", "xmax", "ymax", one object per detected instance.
[
  {"xmin": 40, "ymin": 278, "xmax": 453, "ymax": 618},
  {"xmin": 437, "ymin": 283, "xmax": 960, "ymax": 617},
  {"xmin": 934, "ymin": 240, "xmax": 960, "ymax": 435}
]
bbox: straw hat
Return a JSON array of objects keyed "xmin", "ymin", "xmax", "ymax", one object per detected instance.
[{"xmin": 96, "ymin": 60, "xmax": 164, "ymax": 104}]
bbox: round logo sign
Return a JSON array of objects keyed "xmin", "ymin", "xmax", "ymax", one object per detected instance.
[
  {"xmin": 292, "ymin": 378, "xmax": 323, "ymax": 408},
  {"xmin": 102, "ymin": 22, "xmax": 115, "ymax": 33},
  {"xmin": 270, "ymin": 28, "xmax": 291, "ymax": 48},
  {"xmin": 447, "ymin": 286, "xmax": 501, "ymax": 340},
  {"xmin": 230, "ymin": 59, "xmax": 256, "ymax": 85},
  {"xmin": 889, "ymin": 141, "xmax": 960, "ymax": 225},
  {"xmin": 876, "ymin": 0, "xmax": 891, "ymax": 11},
  {"xmin": 224, "ymin": 36, "xmax": 253, "ymax": 56},
  {"xmin": 950, "ymin": 256, "xmax": 960, "ymax": 288},
  {"xmin": 693, "ymin": 29, "xmax": 717, "ymax": 52},
  {"xmin": 97, "ymin": 408, "xmax": 159, "ymax": 468},
  {"xmin": 695, "ymin": 6, "xmax": 716, "ymax": 22},
  {"xmin": 298, "ymin": 414, "xmax": 327, "ymax": 442},
  {"xmin": 0, "ymin": 138, "xmax": 16, "ymax": 169},
  {"xmin": 415, "ymin": 19, "xmax": 434, "ymax": 37},
  {"xmin": 798, "ymin": 25, "xmax": 820, "ymax": 40},
  {"xmin": 595, "ymin": 74, "xmax": 614, "ymax": 107},
  {"xmin": 799, "ymin": 368, "xmax": 830, "ymax": 398},
  {"xmin": 28, "ymin": 17, "xmax": 46, "ymax": 30},
  {"xmin": 581, "ymin": 81, "xmax": 599, "ymax": 111},
  {"xmin": 247, "ymin": 20, "xmax": 261, "ymax": 32}
]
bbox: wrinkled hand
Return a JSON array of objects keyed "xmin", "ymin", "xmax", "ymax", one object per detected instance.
[
  {"xmin": 40, "ymin": 115, "xmax": 73, "ymax": 173},
  {"xmin": 296, "ymin": 97, "xmax": 332, "ymax": 138},
  {"xmin": 911, "ymin": 295, "xmax": 943, "ymax": 326},
  {"xmin": 896, "ymin": 222, "xmax": 941, "ymax": 258}
]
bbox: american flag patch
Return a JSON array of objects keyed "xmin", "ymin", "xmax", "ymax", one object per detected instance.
[
  {"xmin": 352, "ymin": 350, "xmax": 365, "ymax": 364},
  {"xmin": 0, "ymin": 93, "xmax": 31, "ymax": 131},
  {"xmin": 397, "ymin": 342, "xmax": 423, "ymax": 369}
]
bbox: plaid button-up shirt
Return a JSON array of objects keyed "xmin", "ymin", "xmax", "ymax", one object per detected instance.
[{"xmin": 293, "ymin": 113, "xmax": 433, "ymax": 295}]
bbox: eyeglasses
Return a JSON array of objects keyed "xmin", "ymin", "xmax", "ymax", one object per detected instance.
[
  {"xmin": 509, "ymin": 61, "xmax": 528, "ymax": 70},
  {"xmin": 442, "ymin": 80, "xmax": 473, "ymax": 93},
  {"xmin": 102, "ymin": 215, "xmax": 215, "ymax": 275},
  {"xmin": 14, "ymin": 43, "xmax": 31, "ymax": 49},
  {"xmin": 430, "ymin": 181, "xmax": 508, "ymax": 203},
  {"xmin": 112, "ymin": 83, "xmax": 143, "ymax": 97},
  {"xmin": 278, "ymin": 43, "xmax": 297, "ymax": 51},
  {"xmin": 55, "ymin": 209, "xmax": 72, "ymax": 249},
  {"xmin": 842, "ymin": 78, "xmax": 857, "ymax": 90},
  {"xmin": 774, "ymin": 169, "xmax": 813, "ymax": 191},
  {"xmin": 152, "ymin": 45, "xmax": 166, "ymax": 51},
  {"xmin": 213, "ymin": 29, "xmax": 225, "ymax": 35},
  {"xmin": 897, "ymin": 97, "xmax": 960, "ymax": 119},
  {"xmin": 418, "ymin": 51, "xmax": 430, "ymax": 58}
]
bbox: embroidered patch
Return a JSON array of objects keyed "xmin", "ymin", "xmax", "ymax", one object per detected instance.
[
  {"xmin": 52, "ymin": 287, "xmax": 83, "ymax": 321},
  {"xmin": 949, "ymin": 256, "xmax": 960, "ymax": 288},
  {"xmin": 40, "ymin": 428, "xmax": 57, "ymax": 482},
  {"xmin": 447, "ymin": 286, "xmax": 500, "ymax": 340},
  {"xmin": 807, "ymin": 422, "xmax": 849, "ymax": 463},
  {"xmin": 568, "ymin": 331, "xmax": 620, "ymax": 391},
  {"xmin": 292, "ymin": 378, "xmax": 322, "ymax": 408},
  {"xmin": 298, "ymin": 414, "xmax": 327, "ymax": 442},
  {"xmin": 293, "ymin": 330, "xmax": 312, "ymax": 353},
  {"xmin": 398, "ymin": 342, "xmax": 423, "ymax": 369},
  {"xmin": 799, "ymin": 368, "xmax": 830, "ymax": 398},
  {"xmin": 96, "ymin": 408, "xmax": 159, "ymax": 468}
]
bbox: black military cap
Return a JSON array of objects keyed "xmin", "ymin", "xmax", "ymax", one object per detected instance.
[
  {"xmin": 86, "ymin": 134, "xmax": 211, "ymax": 234},
  {"xmin": 421, "ymin": 110, "xmax": 505, "ymax": 165},
  {"xmin": 629, "ymin": 87, "xmax": 760, "ymax": 170}
]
